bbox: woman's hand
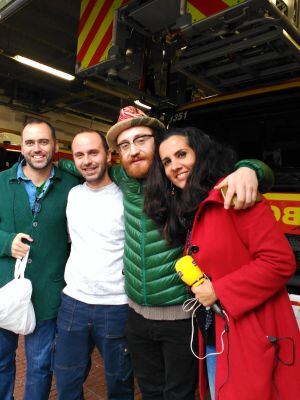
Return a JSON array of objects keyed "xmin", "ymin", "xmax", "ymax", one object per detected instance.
[
  {"xmin": 191, "ymin": 280, "xmax": 217, "ymax": 307},
  {"xmin": 215, "ymin": 167, "xmax": 258, "ymax": 210}
]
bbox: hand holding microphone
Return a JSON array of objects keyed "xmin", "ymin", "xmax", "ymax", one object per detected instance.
[{"xmin": 175, "ymin": 255, "xmax": 225, "ymax": 318}]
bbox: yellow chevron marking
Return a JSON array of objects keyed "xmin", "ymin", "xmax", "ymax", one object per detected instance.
[
  {"xmin": 223, "ymin": 0, "xmax": 246, "ymax": 7},
  {"xmin": 78, "ymin": 0, "xmax": 106, "ymax": 54},
  {"xmin": 187, "ymin": 2, "xmax": 206, "ymax": 24},
  {"xmin": 82, "ymin": 0, "xmax": 123, "ymax": 68},
  {"xmin": 80, "ymin": 0, "xmax": 89, "ymax": 18},
  {"xmin": 263, "ymin": 193, "xmax": 300, "ymax": 201}
]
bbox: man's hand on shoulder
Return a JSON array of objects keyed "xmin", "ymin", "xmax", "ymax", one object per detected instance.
[{"xmin": 215, "ymin": 167, "xmax": 258, "ymax": 210}]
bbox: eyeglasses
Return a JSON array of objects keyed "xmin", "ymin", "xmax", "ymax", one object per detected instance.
[{"xmin": 117, "ymin": 134, "xmax": 154, "ymax": 154}]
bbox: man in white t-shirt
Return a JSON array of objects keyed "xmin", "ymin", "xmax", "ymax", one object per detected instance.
[{"xmin": 53, "ymin": 130, "xmax": 134, "ymax": 400}]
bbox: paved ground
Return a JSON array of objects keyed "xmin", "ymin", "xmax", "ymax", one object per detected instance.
[
  {"xmin": 14, "ymin": 336, "xmax": 204, "ymax": 399},
  {"xmin": 14, "ymin": 335, "xmax": 142, "ymax": 400}
]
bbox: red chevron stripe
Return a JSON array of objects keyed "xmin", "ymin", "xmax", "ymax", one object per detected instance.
[
  {"xmin": 79, "ymin": 0, "xmax": 98, "ymax": 35},
  {"xmin": 88, "ymin": 23, "xmax": 113, "ymax": 66},
  {"xmin": 188, "ymin": 0, "xmax": 228, "ymax": 16},
  {"xmin": 78, "ymin": 0, "xmax": 114, "ymax": 62},
  {"xmin": 87, "ymin": 0, "xmax": 128, "ymax": 67}
]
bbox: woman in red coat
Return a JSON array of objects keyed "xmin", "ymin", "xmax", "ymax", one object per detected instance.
[{"xmin": 144, "ymin": 127, "xmax": 300, "ymax": 400}]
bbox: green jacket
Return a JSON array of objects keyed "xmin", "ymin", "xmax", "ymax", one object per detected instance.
[
  {"xmin": 0, "ymin": 163, "xmax": 79, "ymax": 321},
  {"xmin": 110, "ymin": 166, "xmax": 189, "ymax": 305},
  {"xmin": 59, "ymin": 159, "xmax": 274, "ymax": 306}
]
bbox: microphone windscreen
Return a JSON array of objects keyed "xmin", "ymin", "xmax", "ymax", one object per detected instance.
[{"xmin": 175, "ymin": 255, "xmax": 204, "ymax": 286}]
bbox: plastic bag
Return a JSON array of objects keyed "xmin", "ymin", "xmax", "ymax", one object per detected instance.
[{"xmin": 0, "ymin": 250, "xmax": 36, "ymax": 335}]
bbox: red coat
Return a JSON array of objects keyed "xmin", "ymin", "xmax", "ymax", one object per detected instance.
[{"xmin": 189, "ymin": 188, "xmax": 300, "ymax": 400}]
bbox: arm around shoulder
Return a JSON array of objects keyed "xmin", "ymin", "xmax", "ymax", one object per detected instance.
[
  {"xmin": 108, "ymin": 164, "xmax": 123, "ymax": 185},
  {"xmin": 234, "ymin": 159, "xmax": 274, "ymax": 193},
  {"xmin": 58, "ymin": 158, "xmax": 82, "ymax": 178}
]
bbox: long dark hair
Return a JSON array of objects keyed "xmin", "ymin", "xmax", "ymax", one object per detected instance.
[{"xmin": 144, "ymin": 127, "xmax": 236, "ymax": 246}]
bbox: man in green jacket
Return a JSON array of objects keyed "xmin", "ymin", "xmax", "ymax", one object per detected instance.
[
  {"xmin": 105, "ymin": 106, "xmax": 273, "ymax": 400},
  {"xmin": 0, "ymin": 119, "xmax": 78, "ymax": 400}
]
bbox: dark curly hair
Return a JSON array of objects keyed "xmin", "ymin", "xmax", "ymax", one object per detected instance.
[{"xmin": 144, "ymin": 127, "xmax": 236, "ymax": 246}]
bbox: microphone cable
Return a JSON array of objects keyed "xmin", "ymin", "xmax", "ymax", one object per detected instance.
[
  {"xmin": 267, "ymin": 335, "xmax": 295, "ymax": 400},
  {"xmin": 182, "ymin": 298, "xmax": 229, "ymax": 360}
]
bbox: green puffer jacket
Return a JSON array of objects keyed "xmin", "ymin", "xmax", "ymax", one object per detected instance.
[
  {"xmin": 59, "ymin": 159, "xmax": 274, "ymax": 306},
  {"xmin": 110, "ymin": 166, "xmax": 189, "ymax": 305}
]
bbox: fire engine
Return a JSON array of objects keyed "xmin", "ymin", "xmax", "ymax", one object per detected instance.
[{"xmin": 167, "ymin": 78, "xmax": 300, "ymax": 294}]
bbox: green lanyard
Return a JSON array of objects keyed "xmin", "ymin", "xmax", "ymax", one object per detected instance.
[
  {"xmin": 32, "ymin": 181, "xmax": 47, "ymax": 215},
  {"xmin": 36, "ymin": 181, "xmax": 46, "ymax": 196}
]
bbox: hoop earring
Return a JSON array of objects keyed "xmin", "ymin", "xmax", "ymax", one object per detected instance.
[{"xmin": 170, "ymin": 183, "xmax": 175, "ymax": 196}]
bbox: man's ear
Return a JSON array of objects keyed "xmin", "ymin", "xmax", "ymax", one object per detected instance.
[
  {"xmin": 54, "ymin": 140, "xmax": 59, "ymax": 154},
  {"xmin": 107, "ymin": 149, "xmax": 112, "ymax": 164}
]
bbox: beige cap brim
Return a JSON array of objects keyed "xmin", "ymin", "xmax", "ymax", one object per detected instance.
[{"xmin": 106, "ymin": 115, "xmax": 165, "ymax": 151}]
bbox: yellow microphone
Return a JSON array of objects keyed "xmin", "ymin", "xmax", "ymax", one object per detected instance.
[
  {"xmin": 175, "ymin": 255, "xmax": 225, "ymax": 318},
  {"xmin": 175, "ymin": 255, "xmax": 206, "ymax": 287}
]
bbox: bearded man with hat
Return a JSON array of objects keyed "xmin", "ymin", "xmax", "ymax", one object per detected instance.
[{"xmin": 60, "ymin": 106, "xmax": 273, "ymax": 400}]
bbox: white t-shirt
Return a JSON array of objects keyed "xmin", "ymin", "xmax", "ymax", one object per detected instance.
[{"xmin": 63, "ymin": 182, "xmax": 127, "ymax": 305}]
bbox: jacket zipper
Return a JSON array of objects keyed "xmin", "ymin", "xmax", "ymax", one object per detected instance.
[{"xmin": 141, "ymin": 213, "xmax": 147, "ymax": 305}]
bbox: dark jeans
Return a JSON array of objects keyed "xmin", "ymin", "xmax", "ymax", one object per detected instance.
[
  {"xmin": 0, "ymin": 319, "xmax": 56, "ymax": 400},
  {"xmin": 54, "ymin": 293, "xmax": 134, "ymax": 400},
  {"xmin": 126, "ymin": 308, "xmax": 198, "ymax": 400}
]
